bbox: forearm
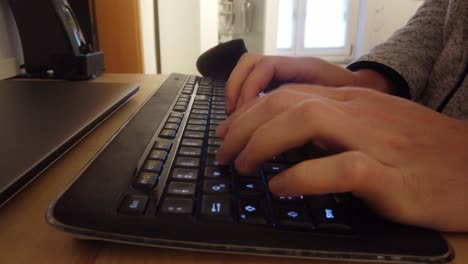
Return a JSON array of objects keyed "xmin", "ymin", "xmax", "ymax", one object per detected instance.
[{"xmin": 349, "ymin": 0, "xmax": 448, "ymax": 99}]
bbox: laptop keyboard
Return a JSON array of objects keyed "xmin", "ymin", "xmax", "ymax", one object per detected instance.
[{"xmin": 118, "ymin": 76, "xmax": 355, "ymax": 233}]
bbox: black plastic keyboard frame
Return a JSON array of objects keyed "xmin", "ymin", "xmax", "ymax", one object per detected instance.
[{"xmin": 47, "ymin": 74, "xmax": 453, "ymax": 264}]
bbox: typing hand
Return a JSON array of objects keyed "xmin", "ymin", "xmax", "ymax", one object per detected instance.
[
  {"xmin": 217, "ymin": 84, "xmax": 468, "ymax": 232},
  {"xmin": 225, "ymin": 53, "xmax": 393, "ymax": 114},
  {"xmin": 225, "ymin": 53, "xmax": 360, "ymax": 114}
]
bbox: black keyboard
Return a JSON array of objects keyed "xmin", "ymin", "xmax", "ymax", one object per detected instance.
[
  {"xmin": 118, "ymin": 76, "xmax": 355, "ymax": 233},
  {"xmin": 49, "ymin": 73, "xmax": 452, "ymax": 263}
]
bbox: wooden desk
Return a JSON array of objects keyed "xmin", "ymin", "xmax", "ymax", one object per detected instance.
[{"xmin": 0, "ymin": 74, "xmax": 466, "ymax": 263}]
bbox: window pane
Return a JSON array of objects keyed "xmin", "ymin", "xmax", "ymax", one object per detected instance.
[
  {"xmin": 304, "ymin": 0, "xmax": 347, "ymax": 48},
  {"xmin": 277, "ymin": 0, "xmax": 294, "ymax": 49}
]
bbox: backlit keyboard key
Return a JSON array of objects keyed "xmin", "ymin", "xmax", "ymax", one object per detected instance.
[{"xmin": 119, "ymin": 195, "xmax": 149, "ymax": 215}]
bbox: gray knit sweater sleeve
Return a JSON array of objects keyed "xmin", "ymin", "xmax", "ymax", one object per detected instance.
[{"xmin": 349, "ymin": 0, "xmax": 448, "ymax": 100}]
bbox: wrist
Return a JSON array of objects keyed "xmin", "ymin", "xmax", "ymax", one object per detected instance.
[{"xmin": 352, "ymin": 69, "xmax": 395, "ymax": 94}]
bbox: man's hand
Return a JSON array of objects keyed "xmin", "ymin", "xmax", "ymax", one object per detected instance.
[
  {"xmin": 225, "ymin": 53, "xmax": 392, "ymax": 114},
  {"xmin": 216, "ymin": 85, "xmax": 468, "ymax": 232}
]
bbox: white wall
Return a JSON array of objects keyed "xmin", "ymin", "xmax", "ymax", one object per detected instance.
[
  {"xmin": 158, "ymin": 0, "xmax": 201, "ymax": 75},
  {"xmin": 139, "ymin": 0, "xmax": 157, "ymax": 74}
]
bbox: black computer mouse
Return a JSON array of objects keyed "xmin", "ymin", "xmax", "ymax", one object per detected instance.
[{"xmin": 196, "ymin": 39, "xmax": 248, "ymax": 80}]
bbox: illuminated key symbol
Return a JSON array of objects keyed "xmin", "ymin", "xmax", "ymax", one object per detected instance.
[
  {"xmin": 245, "ymin": 205, "xmax": 256, "ymax": 212},
  {"xmin": 211, "ymin": 202, "xmax": 221, "ymax": 213},
  {"xmin": 211, "ymin": 184, "xmax": 226, "ymax": 191},
  {"xmin": 129, "ymin": 200, "xmax": 139, "ymax": 209},
  {"xmin": 287, "ymin": 211, "xmax": 298, "ymax": 218},
  {"xmin": 325, "ymin": 209, "xmax": 334, "ymax": 219}
]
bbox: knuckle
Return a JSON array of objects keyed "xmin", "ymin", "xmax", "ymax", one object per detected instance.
[
  {"xmin": 342, "ymin": 151, "xmax": 371, "ymax": 184},
  {"xmin": 296, "ymin": 100, "xmax": 326, "ymax": 121}
]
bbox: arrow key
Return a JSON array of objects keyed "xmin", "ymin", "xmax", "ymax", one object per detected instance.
[{"xmin": 238, "ymin": 198, "xmax": 268, "ymax": 225}]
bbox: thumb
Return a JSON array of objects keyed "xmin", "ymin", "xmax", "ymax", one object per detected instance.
[{"xmin": 268, "ymin": 151, "xmax": 392, "ymax": 197}]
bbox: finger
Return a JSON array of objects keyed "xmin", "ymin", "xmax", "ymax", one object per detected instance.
[
  {"xmin": 218, "ymin": 84, "xmax": 353, "ymax": 139},
  {"xmin": 267, "ymin": 151, "xmax": 394, "ymax": 197},
  {"xmin": 225, "ymin": 53, "xmax": 263, "ymax": 114},
  {"xmin": 217, "ymin": 89, "xmax": 316, "ymax": 165},
  {"xmin": 232, "ymin": 98, "xmax": 354, "ymax": 174},
  {"xmin": 216, "ymin": 95, "xmax": 261, "ymax": 138},
  {"xmin": 235, "ymin": 57, "xmax": 359, "ymax": 110},
  {"xmin": 235, "ymin": 56, "xmax": 300, "ymax": 109}
]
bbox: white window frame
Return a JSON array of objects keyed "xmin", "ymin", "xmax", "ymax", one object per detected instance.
[{"xmin": 277, "ymin": 0, "xmax": 360, "ymax": 63}]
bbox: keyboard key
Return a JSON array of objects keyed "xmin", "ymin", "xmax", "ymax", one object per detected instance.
[
  {"xmin": 148, "ymin": 150, "xmax": 168, "ymax": 161},
  {"xmin": 212, "ymin": 96, "xmax": 225, "ymax": 102},
  {"xmin": 239, "ymin": 198, "xmax": 268, "ymax": 224},
  {"xmin": 168, "ymin": 182, "xmax": 196, "ymax": 196},
  {"xmin": 181, "ymin": 138, "xmax": 204, "ymax": 147},
  {"xmin": 203, "ymin": 179, "xmax": 229, "ymax": 194},
  {"xmin": 164, "ymin": 123, "xmax": 179, "ymax": 130},
  {"xmin": 263, "ymin": 163, "xmax": 288, "ymax": 174},
  {"xmin": 179, "ymin": 147, "xmax": 202, "ymax": 157},
  {"xmin": 205, "ymin": 158, "xmax": 220, "ymax": 167},
  {"xmin": 276, "ymin": 204, "xmax": 314, "ymax": 229},
  {"xmin": 270, "ymin": 155, "xmax": 286, "ymax": 163},
  {"xmin": 210, "ymin": 120, "xmax": 224, "ymax": 126},
  {"xmin": 195, "ymin": 95, "xmax": 211, "ymax": 101},
  {"xmin": 206, "ymin": 146, "xmax": 219, "ymax": 155},
  {"xmin": 190, "ymin": 114, "xmax": 208, "ymax": 120},
  {"xmin": 192, "ymin": 109, "xmax": 209, "ymax": 115},
  {"xmin": 153, "ymin": 141, "xmax": 172, "ymax": 151},
  {"xmin": 172, "ymin": 168, "xmax": 198, "ymax": 180},
  {"xmin": 204, "ymin": 166, "xmax": 230, "ymax": 179},
  {"xmin": 238, "ymin": 178, "xmax": 264, "ymax": 196},
  {"xmin": 159, "ymin": 129, "xmax": 177, "ymax": 139},
  {"xmin": 170, "ymin": 112, "xmax": 184, "ymax": 118},
  {"xmin": 211, "ymin": 109, "xmax": 226, "ymax": 115},
  {"xmin": 160, "ymin": 198, "xmax": 193, "ymax": 215},
  {"xmin": 311, "ymin": 207, "xmax": 352, "ymax": 231},
  {"xmin": 177, "ymin": 97, "xmax": 189, "ymax": 103},
  {"xmin": 273, "ymin": 195, "xmax": 304, "ymax": 202},
  {"xmin": 175, "ymin": 157, "xmax": 200, "ymax": 168},
  {"xmin": 167, "ymin": 117, "xmax": 182, "ymax": 124},
  {"xmin": 182, "ymin": 89, "xmax": 193, "ymax": 95},
  {"xmin": 192, "ymin": 105, "xmax": 209, "ymax": 110},
  {"xmin": 188, "ymin": 119, "xmax": 207, "ymax": 126},
  {"xmin": 193, "ymin": 102, "xmax": 210, "ymax": 107},
  {"xmin": 143, "ymin": 160, "xmax": 163, "ymax": 173},
  {"xmin": 134, "ymin": 172, "xmax": 158, "ymax": 190},
  {"xmin": 208, "ymin": 138, "xmax": 222, "ymax": 146},
  {"xmin": 184, "ymin": 131, "xmax": 205, "ymax": 139},
  {"xmin": 186, "ymin": 125, "xmax": 206, "ymax": 132},
  {"xmin": 200, "ymin": 195, "xmax": 232, "ymax": 219},
  {"xmin": 211, "ymin": 114, "xmax": 227, "ymax": 119},
  {"xmin": 212, "ymin": 105, "xmax": 225, "ymax": 110},
  {"xmin": 306, "ymin": 195, "xmax": 352, "ymax": 231},
  {"xmin": 119, "ymin": 195, "xmax": 149, "ymax": 215},
  {"xmin": 173, "ymin": 105, "xmax": 187, "ymax": 112}
]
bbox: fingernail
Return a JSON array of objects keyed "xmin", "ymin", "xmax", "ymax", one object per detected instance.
[{"xmin": 268, "ymin": 174, "xmax": 287, "ymax": 195}]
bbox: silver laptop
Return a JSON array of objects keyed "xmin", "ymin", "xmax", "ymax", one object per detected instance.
[{"xmin": 0, "ymin": 80, "xmax": 139, "ymax": 206}]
